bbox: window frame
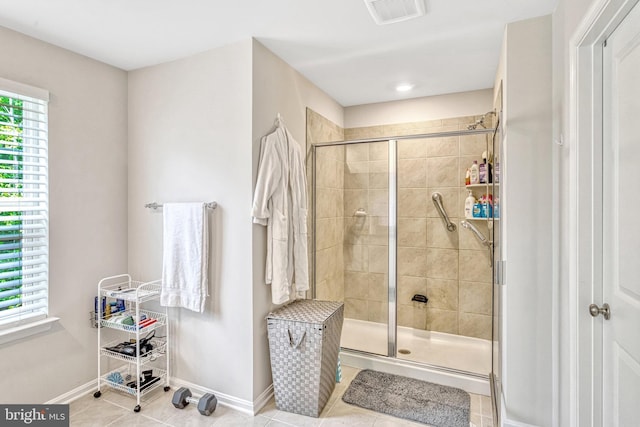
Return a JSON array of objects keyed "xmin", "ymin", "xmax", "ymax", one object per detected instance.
[{"xmin": 0, "ymin": 77, "xmax": 57, "ymax": 344}]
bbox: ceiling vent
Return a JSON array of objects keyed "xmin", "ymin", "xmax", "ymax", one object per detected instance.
[{"xmin": 364, "ymin": 0, "xmax": 426, "ymax": 25}]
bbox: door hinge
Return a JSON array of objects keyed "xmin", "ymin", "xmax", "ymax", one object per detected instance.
[
  {"xmin": 604, "ymin": 39, "xmax": 608, "ymax": 47},
  {"xmin": 495, "ymin": 260, "xmax": 506, "ymax": 286}
]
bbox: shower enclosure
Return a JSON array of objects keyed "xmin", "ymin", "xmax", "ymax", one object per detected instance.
[{"xmin": 311, "ymin": 115, "xmax": 499, "ymax": 391}]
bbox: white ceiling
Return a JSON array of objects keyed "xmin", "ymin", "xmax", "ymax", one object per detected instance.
[{"xmin": 0, "ymin": 0, "xmax": 557, "ymax": 106}]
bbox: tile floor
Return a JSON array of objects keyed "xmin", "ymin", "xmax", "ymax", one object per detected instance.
[{"xmin": 69, "ymin": 366, "xmax": 494, "ymax": 426}]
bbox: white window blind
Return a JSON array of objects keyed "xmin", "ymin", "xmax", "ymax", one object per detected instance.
[{"xmin": 0, "ymin": 82, "xmax": 49, "ymax": 328}]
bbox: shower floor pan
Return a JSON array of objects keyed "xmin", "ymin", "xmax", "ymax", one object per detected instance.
[{"xmin": 340, "ymin": 318, "xmax": 492, "ymax": 394}]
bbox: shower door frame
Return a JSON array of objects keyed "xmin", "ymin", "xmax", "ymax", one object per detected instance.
[{"xmin": 311, "ymin": 127, "xmax": 498, "ymax": 370}]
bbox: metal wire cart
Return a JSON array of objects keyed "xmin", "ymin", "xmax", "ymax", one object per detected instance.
[{"xmin": 93, "ymin": 274, "xmax": 170, "ymax": 412}]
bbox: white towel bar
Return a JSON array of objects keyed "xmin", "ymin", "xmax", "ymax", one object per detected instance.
[{"xmin": 145, "ymin": 202, "xmax": 217, "ymax": 210}]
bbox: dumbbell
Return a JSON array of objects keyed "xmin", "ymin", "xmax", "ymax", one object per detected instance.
[{"xmin": 171, "ymin": 387, "xmax": 217, "ymax": 416}]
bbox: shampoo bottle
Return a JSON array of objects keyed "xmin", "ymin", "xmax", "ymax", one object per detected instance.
[
  {"xmin": 470, "ymin": 160, "xmax": 479, "ymax": 184},
  {"xmin": 485, "ymin": 194, "xmax": 493, "ymax": 218},
  {"xmin": 465, "ymin": 168, "xmax": 471, "ymax": 186},
  {"xmin": 479, "ymin": 195, "xmax": 487, "ymax": 218},
  {"xmin": 482, "ymin": 151, "xmax": 493, "ymax": 183},
  {"xmin": 473, "ymin": 200, "xmax": 482, "ymax": 218},
  {"xmin": 464, "ymin": 191, "xmax": 476, "ymax": 219},
  {"xmin": 479, "ymin": 162, "xmax": 486, "ymax": 183}
]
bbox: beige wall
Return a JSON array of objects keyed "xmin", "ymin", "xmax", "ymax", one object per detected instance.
[
  {"xmin": 250, "ymin": 40, "xmax": 344, "ymax": 401},
  {"xmin": 127, "ymin": 39, "xmax": 345, "ymax": 407},
  {"xmin": 0, "ymin": 27, "xmax": 128, "ymax": 403},
  {"xmin": 128, "ymin": 40, "xmax": 256, "ymax": 402}
]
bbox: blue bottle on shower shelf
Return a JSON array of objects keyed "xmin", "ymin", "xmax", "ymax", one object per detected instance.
[{"xmin": 473, "ymin": 201, "xmax": 482, "ymax": 218}]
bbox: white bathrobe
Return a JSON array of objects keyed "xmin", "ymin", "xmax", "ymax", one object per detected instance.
[{"xmin": 251, "ymin": 125, "xmax": 309, "ymax": 305}]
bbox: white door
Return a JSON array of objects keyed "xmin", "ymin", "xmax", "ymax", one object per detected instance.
[{"xmin": 602, "ymin": 2, "xmax": 640, "ymax": 425}]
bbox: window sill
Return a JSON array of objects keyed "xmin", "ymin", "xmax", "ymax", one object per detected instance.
[{"xmin": 0, "ymin": 317, "xmax": 60, "ymax": 346}]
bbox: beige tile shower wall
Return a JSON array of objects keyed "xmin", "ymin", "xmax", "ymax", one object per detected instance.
[
  {"xmin": 306, "ymin": 109, "xmax": 345, "ymax": 303},
  {"xmin": 315, "ymin": 145, "xmax": 345, "ymax": 302},
  {"xmin": 344, "ymin": 116, "xmax": 493, "ymax": 340}
]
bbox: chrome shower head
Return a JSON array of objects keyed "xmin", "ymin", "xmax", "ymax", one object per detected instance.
[
  {"xmin": 467, "ymin": 110, "xmax": 496, "ymax": 130},
  {"xmin": 467, "ymin": 118, "xmax": 486, "ymax": 130}
]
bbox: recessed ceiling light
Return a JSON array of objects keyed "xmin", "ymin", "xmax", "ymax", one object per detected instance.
[{"xmin": 396, "ymin": 84, "xmax": 414, "ymax": 92}]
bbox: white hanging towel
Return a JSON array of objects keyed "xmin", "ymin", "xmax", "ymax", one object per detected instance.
[{"xmin": 161, "ymin": 202, "xmax": 209, "ymax": 313}]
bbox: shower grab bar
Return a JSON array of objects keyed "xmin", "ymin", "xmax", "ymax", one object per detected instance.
[{"xmin": 431, "ymin": 192, "xmax": 456, "ymax": 232}]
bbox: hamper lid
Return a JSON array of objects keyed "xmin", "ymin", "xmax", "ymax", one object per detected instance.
[{"xmin": 267, "ymin": 299, "xmax": 343, "ymax": 323}]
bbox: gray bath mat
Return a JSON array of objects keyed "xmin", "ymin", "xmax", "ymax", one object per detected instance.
[{"xmin": 342, "ymin": 369, "xmax": 470, "ymax": 427}]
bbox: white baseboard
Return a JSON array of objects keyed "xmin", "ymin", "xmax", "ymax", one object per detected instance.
[
  {"xmin": 169, "ymin": 377, "xmax": 273, "ymax": 416},
  {"xmin": 502, "ymin": 419, "xmax": 540, "ymax": 427},
  {"xmin": 47, "ymin": 376, "xmax": 273, "ymax": 416},
  {"xmin": 46, "ymin": 379, "xmax": 97, "ymax": 404},
  {"xmin": 253, "ymin": 383, "xmax": 274, "ymax": 415}
]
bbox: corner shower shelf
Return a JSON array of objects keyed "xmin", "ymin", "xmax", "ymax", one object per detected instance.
[
  {"xmin": 465, "ymin": 182, "xmax": 499, "ymax": 221},
  {"xmin": 465, "ymin": 183, "xmax": 499, "ymax": 189}
]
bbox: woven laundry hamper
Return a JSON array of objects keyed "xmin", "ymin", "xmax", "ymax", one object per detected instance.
[{"xmin": 266, "ymin": 299, "xmax": 344, "ymax": 417}]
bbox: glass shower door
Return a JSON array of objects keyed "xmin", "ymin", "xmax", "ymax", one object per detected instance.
[{"xmin": 313, "ymin": 140, "xmax": 390, "ymax": 356}]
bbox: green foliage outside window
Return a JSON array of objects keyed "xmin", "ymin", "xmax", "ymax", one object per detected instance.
[{"xmin": 0, "ymin": 95, "xmax": 24, "ymax": 311}]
